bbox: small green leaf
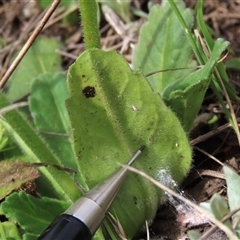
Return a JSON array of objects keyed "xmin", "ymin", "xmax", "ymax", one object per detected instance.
[
  {"xmin": 1, "ymin": 192, "xmax": 70, "ymax": 238},
  {"xmin": 0, "ymin": 221, "xmax": 21, "ymax": 240},
  {"xmin": 226, "ymin": 58, "xmax": 240, "ymax": 71},
  {"xmin": 100, "ymin": 0, "xmax": 131, "ymax": 22},
  {"xmin": 0, "ymin": 122, "xmax": 9, "ymax": 151},
  {"xmin": 6, "ymin": 38, "xmax": 62, "ymax": 101},
  {"xmin": 188, "ymin": 230, "xmax": 201, "ymax": 240},
  {"xmin": 66, "ymin": 49, "xmax": 192, "ymax": 238},
  {"xmin": 210, "ymin": 193, "xmax": 231, "ymax": 228},
  {"xmin": 224, "ymin": 166, "xmax": 240, "ymax": 213},
  {"xmin": 132, "ymin": 1, "xmax": 196, "ymax": 95},
  {"xmin": 200, "ymin": 202, "xmax": 214, "ymax": 216},
  {"xmin": 23, "ymin": 232, "xmax": 38, "ymax": 240},
  {"xmin": 223, "ymin": 166, "xmax": 240, "ymax": 235},
  {"xmin": 164, "ymin": 38, "xmax": 229, "ymax": 132},
  {"xmin": 0, "ymin": 159, "xmax": 40, "ymax": 200}
]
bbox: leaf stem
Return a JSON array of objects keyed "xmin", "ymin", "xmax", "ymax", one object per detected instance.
[{"xmin": 78, "ymin": 0, "xmax": 101, "ymax": 49}]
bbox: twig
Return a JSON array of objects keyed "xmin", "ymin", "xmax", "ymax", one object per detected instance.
[
  {"xmin": 190, "ymin": 119, "xmax": 240, "ymax": 145},
  {"xmin": 145, "ymin": 221, "xmax": 150, "ymax": 240},
  {"xmin": 0, "ymin": 102, "xmax": 28, "ymax": 115},
  {"xmin": 145, "ymin": 66, "xmax": 202, "ymax": 77},
  {"xmin": 194, "ymin": 146, "xmax": 224, "ymax": 166},
  {"xmin": 197, "ymin": 169, "xmax": 225, "ymax": 180},
  {"xmin": 0, "ymin": 0, "xmax": 61, "ymax": 88}
]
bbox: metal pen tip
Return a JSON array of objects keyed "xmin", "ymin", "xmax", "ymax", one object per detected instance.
[
  {"xmin": 127, "ymin": 145, "xmax": 145, "ymax": 166},
  {"xmin": 139, "ymin": 145, "xmax": 145, "ymax": 152}
]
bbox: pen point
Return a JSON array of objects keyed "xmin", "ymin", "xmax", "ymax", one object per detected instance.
[{"xmin": 139, "ymin": 145, "xmax": 145, "ymax": 152}]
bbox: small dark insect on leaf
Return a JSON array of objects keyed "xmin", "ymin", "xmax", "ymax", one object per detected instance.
[{"xmin": 82, "ymin": 86, "xmax": 96, "ymax": 98}]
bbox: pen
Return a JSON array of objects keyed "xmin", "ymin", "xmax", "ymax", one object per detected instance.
[{"xmin": 38, "ymin": 145, "xmax": 145, "ymax": 240}]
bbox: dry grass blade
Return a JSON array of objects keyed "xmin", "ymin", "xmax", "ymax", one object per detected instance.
[
  {"xmin": 199, "ymin": 204, "xmax": 240, "ymax": 240},
  {"xmin": 195, "ymin": 30, "xmax": 240, "ymax": 146},
  {"xmin": 215, "ymin": 69, "xmax": 240, "ymax": 146},
  {"xmin": 0, "ymin": 0, "xmax": 61, "ymax": 88},
  {"xmin": 106, "ymin": 213, "xmax": 127, "ymax": 240},
  {"xmin": 190, "ymin": 117, "xmax": 240, "ymax": 145},
  {"xmin": 194, "ymin": 146, "xmax": 224, "ymax": 166},
  {"xmin": 145, "ymin": 220, "xmax": 150, "ymax": 240},
  {"xmin": 0, "ymin": 102, "xmax": 28, "ymax": 115},
  {"xmin": 121, "ymin": 164, "xmax": 238, "ymax": 240}
]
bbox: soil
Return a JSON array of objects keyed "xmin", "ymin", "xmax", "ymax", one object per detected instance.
[{"xmin": 1, "ymin": 0, "xmax": 240, "ymax": 239}]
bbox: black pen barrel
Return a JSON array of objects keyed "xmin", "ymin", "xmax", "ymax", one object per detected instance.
[{"xmin": 38, "ymin": 214, "xmax": 91, "ymax": 240}]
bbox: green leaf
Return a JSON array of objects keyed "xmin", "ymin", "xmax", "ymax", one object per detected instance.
[
  {"xmin": 38, "ymin": 0, "xmax": 74, "ymax": 9},
  {"xmin": 29, "ymin": 72, "xmax": 86, "ymax": 186},
  {"xmin": 29, "ymin": 72, "xmax": 86, "ymax": 188},
  {"xmin": 100, "ymin": 0, "xmax": 131, "ymax": 22},
  {"xmin": 23, "ymin": 232, "xmax": 38, "ymax": 240},
  {"xmin": 226, "ymin": 58, "xmax": 240, "ymax": 71},
  {"xmin": 223, "ymin": 166, "xmax": 240, "ymax": 235},
  {"xmin": 163, "ymin": 38, "xmax": 229, "ymax": 132},
  {"xmin": 200, "ymin": 202, "xmax": 214, "ymax": 216},
  {"xmin": 210, "ymin": 193, "xmax": 231, "ymax": 228},
  {"xmin": 5, "ymin": 38, "xmax": 62, "ymax": 101},
  {"xmin": 188, "ymin": 230, "xmax": 201, "ymax": 240},
  {"xmin": 196, "ymin": 0, "xmax": 238, "ymax": 100},
  {"xmin": 132, "ymin": 2, "xmax": 196, "ymax": 95},
  {"xmin": 0, "ymin": 221, "xmax": 21, "ymax": 240},
  {"xmin": 1, "ymin": 192, "xmax": 70, "ymax": 238},
  {"xmin": 0, "ymin": 159, "xmax": 40, "ymax": 200},
  {"xmin": 66, "ymin": 49, "xmax": 192, "ymax": 238},
  {"xmin": 224, "ymin": 166, "xmax": 240, "ymax": 214},
  {"xmin": 0, "ymin": 91, "xmax": 80, "ymax": 202}
]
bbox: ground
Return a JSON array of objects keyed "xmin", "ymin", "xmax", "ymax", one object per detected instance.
[{"xmin": 0, "ymin": 0, "xmax": 240, "ymax": 239}]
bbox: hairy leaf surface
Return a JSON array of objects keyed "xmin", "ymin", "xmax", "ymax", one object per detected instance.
[{"xmin": 66, "ymin": 49, "xmax": 192, "ymax": 238}]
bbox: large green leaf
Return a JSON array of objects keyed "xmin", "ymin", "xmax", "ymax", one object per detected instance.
[
  {"xmin": 132, "ymin": 1, "xmax": 195, "ymax": 95},
  {"xmin": 28, "ymin": 72, "xmax": 85, "ymax": 186},
  {"xmin": 66, "ymin": 49, "xmax": 192, "ymax": 238},
  {"xmin": 5, "ymin": 38, "xmax": 62, "ymax": 101}
]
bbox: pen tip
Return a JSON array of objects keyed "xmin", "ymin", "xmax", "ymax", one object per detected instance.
[{"xmin": 139, "ymin": 145, "xmax": 145, "ymax": 152}]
